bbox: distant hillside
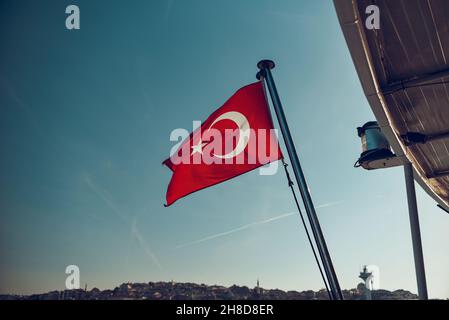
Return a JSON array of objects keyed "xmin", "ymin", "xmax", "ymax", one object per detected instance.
[{"xmin": 0, "ymin": 281, "xmax": 418, "ymax": 300}]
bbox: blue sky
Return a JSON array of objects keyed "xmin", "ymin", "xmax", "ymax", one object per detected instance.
[{"xmin": 1, "ymin": 0, "xmax": 448, "ymax": 298}]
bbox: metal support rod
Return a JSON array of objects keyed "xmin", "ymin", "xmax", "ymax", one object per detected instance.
[
  {"xmin": 427, "ymin": 169, "xmax": 449, "ymax": 179},
  {"xmin": 402, "ymin": 130, "xmax": 449, "ymax": 146},
  {"xmin": 437, "ymin": 204, "xmax": 449, "ymax": 214},
  {"xmin": 257, "ymin": 60, "xmax": 343, "ymax": 300},
  {"xmin": 403, "ymin": 162, "xmax": 428, "ymax": 300},
  {"xmin": 382, "ymin": 68, "xmax": 449, "ymax": 95},
  {"xmin": 427, "ymin": 130, "xmax": 449, "ymax": 142}
]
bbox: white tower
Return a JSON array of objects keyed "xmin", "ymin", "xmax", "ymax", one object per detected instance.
[{"xmin": 360, "ymin": 265, "xmax": 380, "ymax": 290}]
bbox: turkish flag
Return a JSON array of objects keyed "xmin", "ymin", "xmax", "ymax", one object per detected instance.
[{"xmin": 163, "ymin": 81, "xmax": 282, "ymax": 206}]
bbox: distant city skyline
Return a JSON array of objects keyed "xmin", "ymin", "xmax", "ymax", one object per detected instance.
[
  {"xmin": 0, "ymin": 280, "xmax": 419, "ymax": 300},
  {"xmin": 1, "ymin": 0, "xmax": 448, "ymax": 299}
]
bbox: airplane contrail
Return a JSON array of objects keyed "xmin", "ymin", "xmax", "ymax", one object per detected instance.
[
  {"xmin": 131, "ymin": 217, "xmax": 163, "ymax": 270},
  {"xmin": 175, "ymin": 201, "xmax": 344, "ymax": 249},
  {"xmin": 84, "ymin": 173, "xmax": 163, "ymax": 269},
  {"xmin": 316, "ymin": 200, "xmax": 344, "ymax": 209},
  {"xmin": 84, "ymin": 173, "xmax": 128, "ymax": 223},
  {"xmin": 175, "ymin": 211, "xmax": 296, "ymax": 249}
]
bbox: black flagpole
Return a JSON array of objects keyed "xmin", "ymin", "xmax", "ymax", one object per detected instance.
[{"xmin": 257, "ymin": 60, "xmax": 343, "ymax": 300}]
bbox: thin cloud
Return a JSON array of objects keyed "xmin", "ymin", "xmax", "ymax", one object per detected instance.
[
  {"xmin": 83, "ymin": 173, "xmax": 128, "ymax": 223},
  {"xmin": 175, "ymin": 211, "xmax": 296, "ymax": 249},
  {"xmin": 316, "ymin": 200, "xmax": 344, "ymax": 209},
  {"xmin": 84, "ymin": 173, "xmax": 163, "ymax": 269},
  {"xmin": 164, "ymin": 0, "xmax": 175, "ymax": 20},
  {"xmin": 175, "ymin": 200, "xmax": 344, "ymax": 249},
  {"xmin": 1, "ymin": 76, "xmax": 44, "ymax": 139},
  {"xmin": 131, "ymin": 217, "xmax": 163, "ymax": 270}
]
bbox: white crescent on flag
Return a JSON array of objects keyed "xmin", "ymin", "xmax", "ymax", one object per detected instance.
[
  {"xmin": 210, "ymin": 111, "xmax": 250, "ymax": 159},
  {"xmin": 191, "ymin": 111, "xmax": 251, "ymax": 159}
]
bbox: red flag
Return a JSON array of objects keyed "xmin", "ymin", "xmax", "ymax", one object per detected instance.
[{"xmin": 163, "ymin": 81, "xmax": 282, "ymax": 206}]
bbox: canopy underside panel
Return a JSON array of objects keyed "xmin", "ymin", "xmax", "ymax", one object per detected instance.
[{"xmin": 334, "ymin": 0, "xmax": 449, "ymax": 209}]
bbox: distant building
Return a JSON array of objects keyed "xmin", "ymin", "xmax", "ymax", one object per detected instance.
[
  {"xmin": 359, "ymin": 265, "xmax": 380, "ymax": 300},
  {"xmin": 361, "ymin": 265, "xmax": 380, "ymax": 290}
]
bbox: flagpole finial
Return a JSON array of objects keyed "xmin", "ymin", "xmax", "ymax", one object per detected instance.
[
  {"xmin": 257, "ymin": 60, "xmax": 275, "ymax": 80},
  {"xmin": 257, "ymin": 60, "xmax": 275, "ymax": 70}
]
